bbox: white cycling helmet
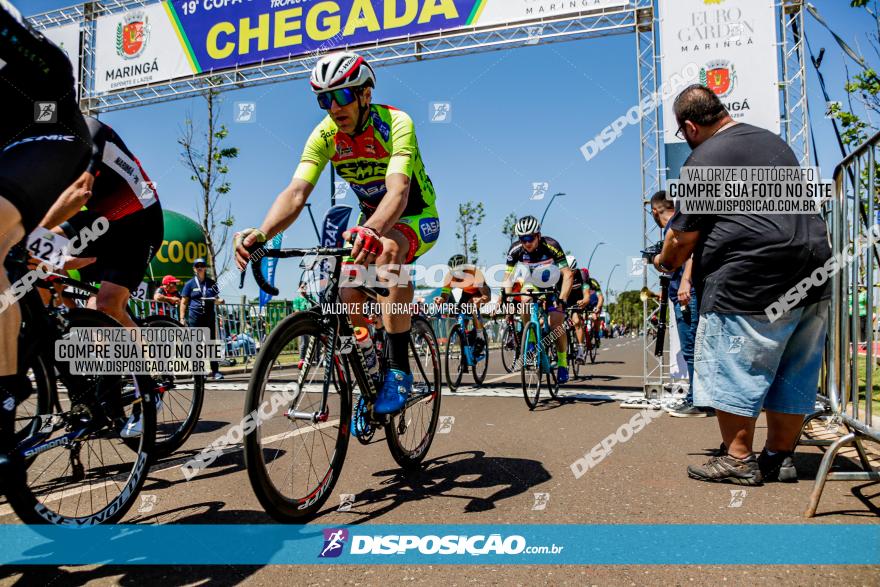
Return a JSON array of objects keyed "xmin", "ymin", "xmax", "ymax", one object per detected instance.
[
  {"xmin": 310, "ymin": 51, "xmax": 376, "ymax": 93},
  {"xmin": 514, "ymin": 215, "xmax": 541, "ymax": 236},
  {"xmin": 567, "ymin": 255, "xmax": 578, "ymax": 269}
]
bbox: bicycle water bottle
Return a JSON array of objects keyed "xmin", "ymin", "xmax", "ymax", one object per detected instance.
[{"xmin": 354, "ymin": 327, "xmax": 382, "ymax": 385}]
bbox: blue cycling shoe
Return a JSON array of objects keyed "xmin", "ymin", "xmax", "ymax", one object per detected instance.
[
  {"xmin": 557, "ymin": 366, "xmax": 569, "ymax": 384},
  {"xmin": 374, "ymin": 369, "xmax": 413, "ymax": 414}
]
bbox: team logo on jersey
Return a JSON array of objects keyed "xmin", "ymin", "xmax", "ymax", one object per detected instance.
[
  {"xmin": 419, "ymin": 218, "xmax": 440, "ymax": 243},
  {"xmin": 370, "ymin": 111, "xmax": 391, "ymax": 142},
  {"xmin": 116, "ymin": 11, "xmax": 149, "ymax": 60},
  {"xmin": 700, "ymin": 60, "xmax": 736, "ymax": 97}
]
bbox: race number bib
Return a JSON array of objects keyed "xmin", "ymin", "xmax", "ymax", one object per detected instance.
[
  {"xmin": 131, "ymin": 281, "xmax": 149, "ymax": 301},
  {"xmin": 26, "ymin": 227, "xmax": 70, "ymax": 269}
]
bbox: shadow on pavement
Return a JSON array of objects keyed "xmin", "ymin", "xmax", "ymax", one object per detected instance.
[
  {"xmin": 328, "ymin": 450, "xmax": 551, "ymax": 522},
  {"xmin": 0, "ymin": 506, "xmax": 271, "ymax": 586}
]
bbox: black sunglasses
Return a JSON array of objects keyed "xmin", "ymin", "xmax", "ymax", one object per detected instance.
[
  {"xmin": 675, "ymin": 122, "xmax": 686, "ymax": 140},
  {"xmin": 194, "ymin": 264, "xmax": 206, "ymax": 269}
]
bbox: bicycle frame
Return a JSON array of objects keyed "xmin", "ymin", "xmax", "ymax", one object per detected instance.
[
  {"xmin": 246, "ymin": 247, "xmax": 435, "ymax": 423},
  {"xmin": 456, "ymin": 312, "xmax": 476, "ymax": 366},
  {"xmin": 518, "ymin": 292, "xmax": 556, "ymax": 372}
]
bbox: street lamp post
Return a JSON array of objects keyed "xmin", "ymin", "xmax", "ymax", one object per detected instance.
[
  {"xmin": 606, "ymin": 264, "xmax": 620, "ymax": 298},
  {"xmin": 587, "ymin": 241, "xmax": 606, "ymax": 270},
  {"xmin": 539, "ymin": 192, "xmax": 566, "ymax": 226}
]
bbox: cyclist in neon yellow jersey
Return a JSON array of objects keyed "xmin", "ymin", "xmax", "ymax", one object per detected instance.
[{"xmin": 235, "ymin": 52, "xmax": 440, "ymax": 415}]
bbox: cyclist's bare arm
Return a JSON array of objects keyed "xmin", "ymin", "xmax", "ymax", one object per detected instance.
[
  {"xmin": 595, "ymin": 293, "xmax": 605, "ymax": 314},
  {"xmin": 38, "ymin": 172, "xmax": 95, "ymax": 229},
  {"xmin": 235, "ymin": 177, "xmax": 314, "ymax": 269},
  {"xmin": 558, "ymin": 267, "xmax": 574, "ymax": 302}
]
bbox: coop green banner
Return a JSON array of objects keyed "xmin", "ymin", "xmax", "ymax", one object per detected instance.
[{"xmin": 93, "ymin": 0, "xmax": 629, "ymax": 92}]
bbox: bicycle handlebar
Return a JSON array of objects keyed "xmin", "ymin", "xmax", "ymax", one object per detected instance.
[
  {"xmin": 241, "ymin": 246, "xmax": 390, "ymax": 298},
  {"xmin": 500, "ymin": 290, "xmax": 556, "ymax": 301}
]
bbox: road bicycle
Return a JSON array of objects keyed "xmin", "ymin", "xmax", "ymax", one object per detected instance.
[
  {"xmin": 565, "ymin": 307, "xmax": 586, "ymax": 379},
  {"xmin": 49, "ymin": 273, "xmax": 205, "ymax": 459},
  {"xmin": 504, "ymin": 291, "xmax": 560, "ymax": 410},
  {"xmin": 240, "ymin": 247, "xmax": 441, "ymax": 522},
  {"xmin": 2, "ymin": 245, "xmax": 155, "ymax": 525},
  {"xmin": 585, "ymin": 311, "xmax": 601, "ymax": 363},
  {"xmin": 444, "ymin": 305, "xmax": 489, "ymax": 391},
  {"xmin": 498, "ymin": 312, "xmax": 522, "ymax": 374}
]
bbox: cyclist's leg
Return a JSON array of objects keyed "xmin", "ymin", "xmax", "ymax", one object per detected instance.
[
  {"xmin": 0, "ymin": 198, "xmax": 26, "ymax": 456},
  {"xmin": 76, "ymin": 204, "xmax": 164, "ymax": 328},
  {"xmin": 548, "ymin": 303, "xmax": 567, "ymax": 364},
  {"xmin": 378, "ymin": 210, "xmax": 439, "ymax": 375},
  {"xmin": 0, "ymin": 141, "xmax": 88, "ymax": 450},
  {"xmin": 378, "ymin": 230, "xmax": 415, "ymax": 374}
]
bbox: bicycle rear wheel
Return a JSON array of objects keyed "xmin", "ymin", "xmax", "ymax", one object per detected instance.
[
  {"xmin": 520, "ymin": 322, "xmax": 541, "ymax": 410},
  {"xmin": 444, "ymin": 324, "xmax": 465, "ymax": 392},
  {"xmin": 590, "ymin": 332, "xmax": 599, "ymax": 363},
  {"xmin": 385, "ymin": 316, "xmax": 441, "ymax": 470},
  {"xmin": 5, "ymin": 309, "xmax": 156, "ymax": 525},
  {"xmin": 127, "ymin": 315, "xmax": 205, "ymax": 459},
  {"xmin": 243, "ymin": 312, "xmax": 350, "ymax": 522}
]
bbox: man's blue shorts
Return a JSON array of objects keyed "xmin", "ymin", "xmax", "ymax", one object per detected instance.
[{"xmin": 692, "ymin": 302, "xmax": 828, "ymax": 418}]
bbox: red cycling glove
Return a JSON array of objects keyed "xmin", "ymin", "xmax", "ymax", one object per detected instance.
[{"xmin": 349, "ymin": 226, "xmax": 384, "ymax": 257}]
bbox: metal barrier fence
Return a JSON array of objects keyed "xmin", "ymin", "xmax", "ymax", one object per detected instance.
[
  {"xmin": 125, "ymin": 299, "xmax": 298, "ymax": 367},
  {"xmin": 805, "ymin": 130, "xmax": 880, "ymax": 517}
]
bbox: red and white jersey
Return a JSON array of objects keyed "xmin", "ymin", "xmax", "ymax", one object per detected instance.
[{"xmin": 85, "ymin": 117, "xmax": 159, "ymax": 221}]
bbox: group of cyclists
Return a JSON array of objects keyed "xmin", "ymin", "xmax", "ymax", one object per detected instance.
[{"xmin": 1, "ymin": 0, "xmax": 608, "ymax": 516}]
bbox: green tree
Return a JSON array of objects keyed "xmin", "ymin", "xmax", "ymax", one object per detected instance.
[
  {"xmin": 607, "ymin": 290, "xmax": 643, "ymax": 329},
  {"xmin": 501, "ymin": 212, "xmax": 518, "ymax": 254},
  {"xmin": 456, "ymin": 201, "xmax": 485, "ymax": 264},
  {"xmin": 179, "ymin": 80, "xmax": 238, "ymax": 279},
  {"xmin": 827, "ymin": 1, "xmax": 878, "ymax": 149}
]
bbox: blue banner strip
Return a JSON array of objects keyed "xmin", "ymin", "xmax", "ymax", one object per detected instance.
[{"xmin": 1, "ymin": 524, "xmax": 878, "ymax": 565}]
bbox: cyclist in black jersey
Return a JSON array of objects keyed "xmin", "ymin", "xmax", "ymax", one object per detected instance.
[
  {"xmin": 52, "ymin": 117, "xmax": 163, "ymax": 330},
  {"xmin": 0, "ymin": 0, "xmax": 96, "ymax": 472},
  {"xmin": 503, "ymin": 216, "xmax": 575, "ymax": 383}
]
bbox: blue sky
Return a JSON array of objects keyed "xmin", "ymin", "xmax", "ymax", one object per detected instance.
[{"xmin": 16, "ymin": 0, "xmax": 877, "ymax": 300}]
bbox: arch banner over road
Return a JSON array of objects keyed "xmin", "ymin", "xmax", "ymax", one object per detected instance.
[{"xmin": 94, "ymin": 0, "xmax": 628, "ymax": 93}]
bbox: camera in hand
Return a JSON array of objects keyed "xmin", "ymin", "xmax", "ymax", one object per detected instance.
[{"xmin": 641, "ymin": 241, "xmax": 663, "ymax": 261}]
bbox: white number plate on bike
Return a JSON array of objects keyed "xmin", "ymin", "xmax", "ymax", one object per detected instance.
[{"xmin": 26, "ymin": 227, "xmax": 70, "ymax": 269}]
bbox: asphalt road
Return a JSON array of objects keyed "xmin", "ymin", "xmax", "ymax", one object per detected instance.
[{"xmin": 2, "ymin": 335, "xmax": 879, "ymax": 585}]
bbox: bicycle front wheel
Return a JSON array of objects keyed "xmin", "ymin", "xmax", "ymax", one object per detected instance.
[
  {"xmin": 444, "ymin": 324, "xmax": 465, "ymax": 392},
  {"xmin": 5, "ymin": 308, "xmax": 155, "ymax": 525},
  {"xmin": 385, "ymin": 316, "xmax": 441, "ymax": 470},
  {"xmin": 472, "ymin": 329, "xmax": 489, "ymax": 386},
  {"xmin": 568, "ymin": 332, "xmax": 580, "ymax": 379},
  {"xmin": 243, "ymin": 312, "xmax": 350, "ymax": 522},
  {"xmin": 520, "ymin": 322, "xmax": 542, "ymax": 410},
  {"xmin": 500, "ymin": 323, "xmax": 518, "ymax": 374}
]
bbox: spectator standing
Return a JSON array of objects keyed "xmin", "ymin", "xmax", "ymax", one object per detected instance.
[
  {"xmin": 181, "ymin": 258, "xmax": 225, "ymax": 380},
  {"xmin": 650, "ymin": 191, "xmax": 708, "ymax": 417},
  {"xmin": 653, "ymin": 85, "xmax": 832, "ymax": 485}
]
